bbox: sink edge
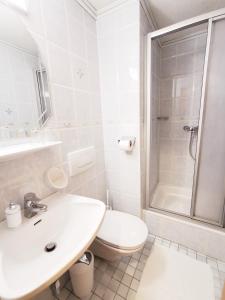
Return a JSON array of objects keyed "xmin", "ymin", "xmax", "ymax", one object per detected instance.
[
  {"xmin": 0, "ymin": 193, "xmax": 106, "ymax": 300},
  {"xmin": 22, "ymin": 224, "xmax": 103, "ymax": 300}
]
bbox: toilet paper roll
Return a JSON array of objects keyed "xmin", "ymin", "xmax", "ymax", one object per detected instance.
[{"xmin": 118, "ymin": 140, "xmax": 133, "ymax": 151}]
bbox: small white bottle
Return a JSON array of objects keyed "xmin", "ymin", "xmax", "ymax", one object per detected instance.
[{"xmin": 5, "ymin": 202, "xmax": 22, "ymax": 228}]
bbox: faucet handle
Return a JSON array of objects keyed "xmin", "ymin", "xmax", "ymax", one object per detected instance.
[{"xmin": 24, "ymin": 193, "xmax": 40, "ymax": 203}]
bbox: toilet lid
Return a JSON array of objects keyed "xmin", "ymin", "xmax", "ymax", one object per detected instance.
[{"xmin": 97, "ymin": 210, "xmax": 148, "ymax": 250}]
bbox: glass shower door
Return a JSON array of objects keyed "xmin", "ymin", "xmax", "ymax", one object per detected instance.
[
  {"xmin": 193, "ymin": 17, "xmax": 225, "ymax": 225},
  {"xmin": 148, "ymin": 23, "xmax": 208, "ymax": 217}
]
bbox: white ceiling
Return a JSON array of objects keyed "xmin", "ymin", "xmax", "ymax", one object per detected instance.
[
  {"xmin": 88, "ymin": 0, "xmax": 115, "ymax": 10},
  {"xmin": 87, "ymin": 0, "xmax": 225, "ymax": 28},
  {"xmin": 148, "ymin": 0, "xmax": 225, "ymax": 28}
]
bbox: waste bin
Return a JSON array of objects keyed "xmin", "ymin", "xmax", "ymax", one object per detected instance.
[{"xmin": 69, "ymin": 251, "xmax": 94, "ymax": 299}]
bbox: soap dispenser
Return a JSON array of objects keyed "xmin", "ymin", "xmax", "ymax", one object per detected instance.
[{"xmin": 5, "ymin": 202, "xmax": 22, "ymax": 228}]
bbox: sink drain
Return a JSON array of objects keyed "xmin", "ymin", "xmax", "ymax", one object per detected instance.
[{"xmin": 45, "ymin": 242, "xmax": 57, "ymax": 252}]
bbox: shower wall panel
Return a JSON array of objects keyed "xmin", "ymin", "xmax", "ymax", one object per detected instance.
[
  {"xmin": 158, "ymin": 34, "xmax": 207, "ymax": 189},
  {"xmin": 194, "ymin": 18, "xmax": 225, "ymax": 224},
  {"xmin": 149, "ymin": 40, "xmax": 161, "ymax": 199}
]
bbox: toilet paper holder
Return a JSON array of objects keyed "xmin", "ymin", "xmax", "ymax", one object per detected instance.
[{"xmin": 117, "ymin": 136, "xmax": 136, "ymax": 152}]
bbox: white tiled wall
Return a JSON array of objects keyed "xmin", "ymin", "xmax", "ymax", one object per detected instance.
[
  {"xmin": 97, "ymin": 0, "xmax": 152, "ymax": 216},
  {"xmin": 0, "ymin": 0, "xmax": 153, "ymax": 221},
  {"xmin": 0, "ymin": 0, "xmax": 106, "ymax": 221},
  {"xmin": 147, "ymin": 33, "xmax": 207, "ymax": 205},
  {"xmin": 158, "ymin": 34, "xmax": 207, "ymax": 188}
]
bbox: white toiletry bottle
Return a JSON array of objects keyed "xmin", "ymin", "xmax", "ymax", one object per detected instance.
[{"xmin": 5, "ymin": 202, "xmax": 22, "ymax": 228}]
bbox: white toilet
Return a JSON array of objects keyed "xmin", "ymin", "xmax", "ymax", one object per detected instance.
[{"xmin": 91, "ymin": 210, "xmax": 148, "ymax": 261}]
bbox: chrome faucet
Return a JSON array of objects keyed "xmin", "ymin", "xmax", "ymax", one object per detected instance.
[
  {"xmin": 183, "ymin": 125, "xmax": 198, "ymax": 133},
  {"xmin": 24, "ymin": 193, "xmax": 47, "ymax": 218}
]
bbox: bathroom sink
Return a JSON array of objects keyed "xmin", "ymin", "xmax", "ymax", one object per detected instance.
[{"xmin": 0, "ymin": 193, "xmax": 105, "ymax": 300}]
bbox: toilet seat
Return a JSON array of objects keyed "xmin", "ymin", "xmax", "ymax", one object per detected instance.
[{"xmin": 96, "ymin": 210, "xmax": 148, "ymax": 251}]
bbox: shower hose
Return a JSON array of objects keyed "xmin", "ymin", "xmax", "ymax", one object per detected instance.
[
  {"xmin": 189, "ymin": 131, "xmax": 196, "ymax": 161},
  {"xmin": 183, "ymin": 125, "xmax": 198, "ymax": 161}
]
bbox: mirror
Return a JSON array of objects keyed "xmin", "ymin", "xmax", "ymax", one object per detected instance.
[{"xmin": 0, "ymin": 4, "xmax": 51, "ymax": 139}]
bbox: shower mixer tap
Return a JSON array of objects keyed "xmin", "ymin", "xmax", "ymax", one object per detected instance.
[{"xmin": 183, "ymin": 125, "xmax": 198, "ymax": 133}]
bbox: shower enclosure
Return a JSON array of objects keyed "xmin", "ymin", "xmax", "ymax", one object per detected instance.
[{"xmin": 146, "ymin": 9, "xmax": 225, "ymax": 227}]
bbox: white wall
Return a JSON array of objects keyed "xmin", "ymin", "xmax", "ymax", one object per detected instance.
[
  {"xmin": 0, "ymin": 0, "xmax": 154, "ymax": 222},
  {"xmin": 0, "ymin": 0, "xmax": 106, "ymax": 221},
  {"xmin": 97, "ymin": 0, "xmax": 144, "ymax": 216}
]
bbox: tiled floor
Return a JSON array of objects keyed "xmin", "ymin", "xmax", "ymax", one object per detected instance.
[{"xmin": 57, "ymin": 235, "xmax": 225, "ymax": 300}]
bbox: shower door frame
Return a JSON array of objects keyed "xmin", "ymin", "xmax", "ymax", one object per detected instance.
[{"xmin": 146, "ymin": 8, "xmax": 225, "ymax": 226}]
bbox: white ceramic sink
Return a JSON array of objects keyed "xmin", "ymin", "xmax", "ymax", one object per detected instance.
[{"xmin": 0, "ymin": 193, "xmax": 105, "ymax": 300}]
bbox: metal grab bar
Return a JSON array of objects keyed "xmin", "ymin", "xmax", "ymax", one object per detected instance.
[{"xmin": 157, "ymin": 116, "xmax": 169, "ymax": 120}]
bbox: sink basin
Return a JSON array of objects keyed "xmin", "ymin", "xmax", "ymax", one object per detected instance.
[{"xmin": 0, "ymin": 193, "xmax": 105, "ymax": 300}]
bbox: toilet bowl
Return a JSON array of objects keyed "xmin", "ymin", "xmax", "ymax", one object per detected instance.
[{"xmin": 90, "ymin": 210, "xmax": 148, "ymax": 261}]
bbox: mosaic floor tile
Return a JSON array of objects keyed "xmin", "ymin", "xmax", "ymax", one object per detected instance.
[{"xmin": 56, "ymin": 235, "xmax": 224, "ymax": 300}]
